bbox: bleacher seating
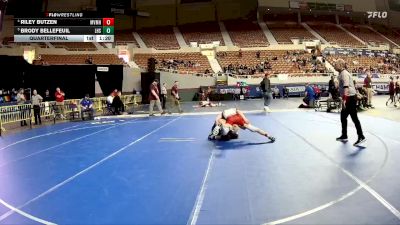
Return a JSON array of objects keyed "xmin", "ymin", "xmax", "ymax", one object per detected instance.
[
  {"xmin": 2, "ymin": 36, "xmax": 14, "ymax": 45},
  {"xmin": 266, "ymin": 22, "xmax": 316, "ymax": 43},
  {"xmin": 1, "ymin": 36, "xmax": 47, "ymax": 48},
  {"xmin": 370, "ymin": 25, "xmax": 400, "ymax": 46},
  {"xmin": 115, "ymin": 30, "xmax": 139, "ymax": 47},
  {"xmin": 341, "ymin": 24, "xmax": 389, "ymax": 46},
  {"xmin": 138, "ymin": 26, "xmax": 180, "ymax": 50},
  {"xmin": 307, "ymin": 22, "xmax": 364, "ymax": 47},
  {"xmin": 34, "ymin": 54, "xmax": 124, "ymax": 65},
  {"xmin": 326, "ymin": 55, "xmax": 399, "ymax": 74},
  {"xmin": 133, "ymin": 53, "xmax": 211, "ymax": 73},
  {"xmin": 224, "ymin": 20, "xmax": 269, "ymax": 47},
  {"xmin": 51, "ymin": 42, "xmax": 97, "ymax": 51},
  {"xmin": 179, "ymin": 22, "xmax": 224, "ymax": 46},
  {"xmin": 217, "ymin": 50, "xmax": 324, "ymax": 74}
]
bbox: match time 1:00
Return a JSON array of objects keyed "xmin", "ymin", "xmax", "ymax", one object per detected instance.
[{"xmin": 102, "ymin": 26, "xmax": 114, "ymax": 34}]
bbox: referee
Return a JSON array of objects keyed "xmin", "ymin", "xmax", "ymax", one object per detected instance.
[{"xmin": 334, "ymin": 59, "xmax": 366, "ymax": 146}]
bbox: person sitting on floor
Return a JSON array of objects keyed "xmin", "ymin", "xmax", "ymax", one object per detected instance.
[{"xmin": 299, "ymin": 83, "xmax": 316, "ymax": 108}]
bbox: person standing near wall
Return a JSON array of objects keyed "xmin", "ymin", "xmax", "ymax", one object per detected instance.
[
  {"xmin": 55, "ymin": 87, "xmax": 65, "ymax": 119},
  {"xmin": 17, "ymin": 88, "xmax": 27, "ymax": 126},
  {"xmin": 334, "ymin": 59, "xmax": 365, "ymax": 146},
  {"xmin": 31, "ymin": 90, "xmax": 43, "ymax": 125},
  {"xmin": 260, "ymin": 73, "xmax": 272, "ymax": 113},
  {"xmin": 161, "ymin": 83, "xmax": 168, "ymax": 110},
  {"xmin": 364, "ymin": 72, "xmax": 374, "ymax": 108},
  {"xmin": 169, "ymin": 81, "xmax": 183, "ymax": 114},
  {"xmin": 386, "ymin": 77, "xmax": 396, "ymax": 107},
  {"xmin": 149, "ymin": 79, "xmax": 165, "ymax": 116}
]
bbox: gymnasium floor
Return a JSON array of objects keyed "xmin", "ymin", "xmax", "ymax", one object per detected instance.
[{"xmin": 0, "ymin": 97, "xmax": 399, "ymax": 225}]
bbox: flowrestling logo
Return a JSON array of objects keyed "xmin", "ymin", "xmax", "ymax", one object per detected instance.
[{"xmin": 367, "ymin": 11, "xmax": 388, "ymax": 19}]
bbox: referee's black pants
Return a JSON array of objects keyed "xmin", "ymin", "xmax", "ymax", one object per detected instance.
[{"xmin": 341, "ymin": 96, "xmax": 364, "ymax": 138}]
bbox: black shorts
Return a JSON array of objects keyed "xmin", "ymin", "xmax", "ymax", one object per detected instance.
[{"xmin": 209, "ymin": 124, "xmax": 238, "ymax": 141}]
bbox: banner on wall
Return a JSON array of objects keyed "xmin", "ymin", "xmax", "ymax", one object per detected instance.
[
  {"xmin": 371, "ymin": 83, "xmax": 389, "ymax": 93},
  {"xmin": 323, "ymin": 47, "xmax": 393, "ymax": 57},
  {"xmin": 213, "ymin": 82, "xmax": 389, "ymax": 98},
  {"xmin": 214, "ymin": 84, "xmax": 329, "ymax": 98}
]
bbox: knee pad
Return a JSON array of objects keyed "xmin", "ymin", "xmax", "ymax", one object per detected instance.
[{"xmin": 212, "ymin": 125, "xmax": 221, "ymax": 136}]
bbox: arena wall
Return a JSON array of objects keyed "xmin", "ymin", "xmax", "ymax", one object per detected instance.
[
  {"xmin": 47, "ymin": 0, "xmax": 93, "ymax": 11},
  {"xmin": 177, "ymin": 2, "xmax": 216, "ymax": 24},
  {"xmin": 136, "ymin": 4, "xmax": 176, "ymax": 29},
  {"xmin": 258, "ymin": 0, "xmax": 377, "ymax": 12}
]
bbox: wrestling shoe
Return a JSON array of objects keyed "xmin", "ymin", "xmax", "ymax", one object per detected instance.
[
  {"xmin": 354, "ymin": 136, "xmax": 366, "ymax": 146},
  {"xmin": 336, "ymin": 135, "xmax": 348, "ymax": 142},
  {"xmin": 264, "ymin": 106, "xmax": 271, "ymax": 113},
  {"xmin": 268, "ymin": 136, "xmax": 276, "ymax": 143}
]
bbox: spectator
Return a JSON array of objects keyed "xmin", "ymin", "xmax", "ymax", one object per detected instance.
[
  {"xmin": 43, "ymin": 89, "xmax": 52, "ymax": 102},
  {"xmin": 207, "ymin": 86, "xmax": 213, "ymax": 100},
  {"xmin": 107, "ymin": 93, "xmax": 114, "ymax": 105},
  {"xmin": 355, "ymin": 81, "xmax": 368, "ymax": 110},
  {"xmin": 85, "ymin": 55, "xmax": 93, "ymax": 64},
  {"xmin": 161, "ymin": 83, "xmax": 167, "ymax": 110},
  {"xmin": 272, "ymin": 86, "xmax": 280, "ymax": 99},
  {"xmin": 17, "ymin": 88, "xmax": 28, "ymax": 126},
  {"xmin": 149, "ymin": 79, "xmax": 164, "ymax": 116},
  {"xmin": 313, "ymin": 85, "xmax": 321, "ymax": 99},
  {"xmin": 386, "ymin": 77, "xmax": 396, "ymax": 107},
  {"xmin": 55, "ymin": 87, "xmax": 66, "ymax": 119},
  {"xmin": 111, "ymin": 91, "xmax": 124, "ymax": 115},
  {"xmin": 396, "ymin": 76, "xmax": 400, "ymax": 105},
  {"xmin": 69, "ymin": 100, "xmax": 79, "ymax": 119},
  {"xmin": 31, "ymin": 89, "xmax": 43, "ymax": 125},
  {"xmin": 282, "ymin": 86, "xmax": 289, "ymax": 99},
  {"xmin": 364, "ymin": 72, "xmax": 374, "ymax": 108},
  {"xmin": 300, "ymin": 83, "xmax": 316, "ymax": 108},
  {"xmin": 169, "ymin": 81, "xmax": 183, "ymax": 113},
  {"xmin": 43, "ymin": 89, "xmax": 52, "ymax": 119},
  {"xmin": 260, "ymin": 73, "xmax": 272, "ymax": 112},
  {"xmin": 238, "ymin": 49, "xmax": 242, "ymax": 58},
  {"xmin": 80, "ymin": 94, "xmax": 95, "ymax": 120},
  {"xmin": 328, "ymin": 76, "xmax": 339, "ymax": 100},
  {"xmin": 256, "ymin": 51, "xmax": 260, "ymax": 59}
]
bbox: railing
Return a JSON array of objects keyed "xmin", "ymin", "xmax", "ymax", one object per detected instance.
[
  {"xmin": 155, "ymin": 68, "xmax": 217, "ymax": 77},
  {"xmin": 0, "ymin": 94, "xmax": 142, "ymax": 136},
  {"xmin": 228, "ymin": 73, "xmax": 333, "ymax": 79}
]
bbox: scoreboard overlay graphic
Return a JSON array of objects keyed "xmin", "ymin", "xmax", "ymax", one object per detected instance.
[{"xmin": 14, "ymin": 13, "xmax": 114, "ymax": 42}]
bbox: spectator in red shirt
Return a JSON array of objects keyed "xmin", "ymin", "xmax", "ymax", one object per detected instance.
[
  {"xmin": 55, "ymin": 87, "xmax": 65, "ymax": 119},
  {"xmin": 149, "ymin": 79, "xmax": 165, "ymax": 116},
  {"xmin": 169, "ymin": 81, "xmax": 183, "ymax": 113},
  {"xmin": 313, "ymin": 85, "xmax": 321, "ymax": 99}
]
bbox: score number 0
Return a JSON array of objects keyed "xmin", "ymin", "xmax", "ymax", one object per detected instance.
[{"xmin": 103, "ymin": 18, "xmax": 114, "ymax": 26}]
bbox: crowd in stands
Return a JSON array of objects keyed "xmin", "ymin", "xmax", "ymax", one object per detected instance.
[
  {"xmin": 158, "ymin": 59, "xmax": 201, "ymax": 71},
  {"xmin": 33, "ymin": 54, "xmax": 125, "ymax": 65},
  {"xmin": 134, "ymin": 53, "xmax": 211, "ymax": 74},
  {"xmin": 218, "ymin": 50, "xmax": 326, "ymax": 75},
  {"xmin": 327, "ymin": 54, "xmax": 400, "ymax": 74}
]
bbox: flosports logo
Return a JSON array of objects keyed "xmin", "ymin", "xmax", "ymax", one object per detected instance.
[{"xmin": 367, "ymin": 11, "xmax": 388, "ymax": 19}]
